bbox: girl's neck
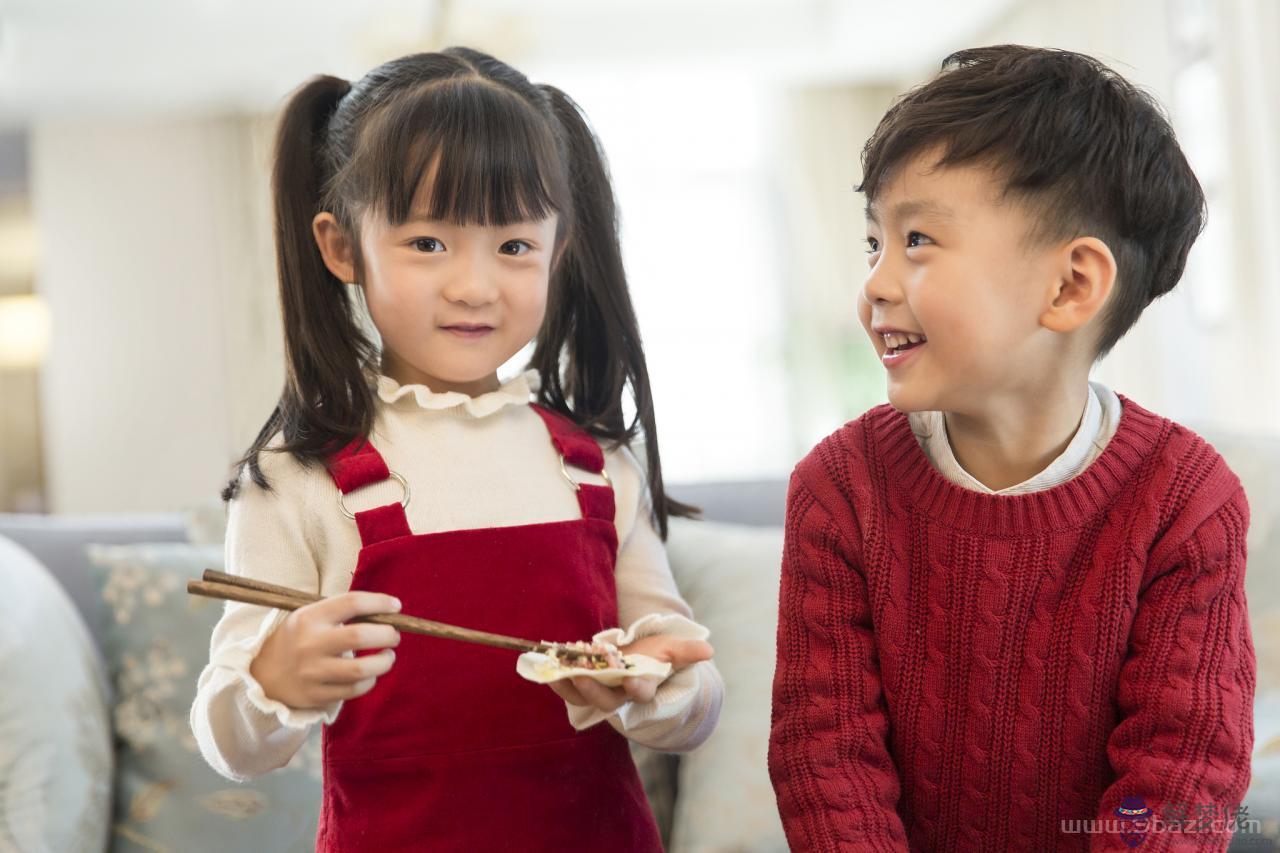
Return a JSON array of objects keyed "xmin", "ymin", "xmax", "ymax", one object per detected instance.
[{"xmin": 379, "ymin": 353, "xmax": 502, "ymax": 398}]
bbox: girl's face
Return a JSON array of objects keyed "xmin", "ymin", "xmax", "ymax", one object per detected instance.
[{"xmin": 316, "ymin": 208, "xmax": 559, "ymax": 396}]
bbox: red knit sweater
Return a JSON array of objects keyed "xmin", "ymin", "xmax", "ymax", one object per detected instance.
[{"xmin": 768, "ymin": 395, "xmax": 1254, "ymax": 852}]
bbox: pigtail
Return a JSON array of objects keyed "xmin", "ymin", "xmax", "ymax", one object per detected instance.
[
  {"xmin": 222, "ymin": 74, "xmax": 379, "ymax": 501},
  {"xmin": 532, "ymin": 85, "xmax": 697, "ymax": 539},
  {"xmin": 224, "ymin": 50, "xmax": 697, "ymax": 533}
]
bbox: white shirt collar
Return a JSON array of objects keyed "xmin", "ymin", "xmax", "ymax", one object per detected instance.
[
  {"xmin": 367, "ymin": 367, "xmax": 541, "ymax": 418},
  {"xmin": 908, "ymin": 380, "xmax": 1118, "ymax": 495}
]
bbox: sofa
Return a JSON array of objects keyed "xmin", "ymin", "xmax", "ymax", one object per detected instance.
[
  {"xmin": 1, "ymin": 423, "xmax": 1278, "ymax": 851},
  {"xmin": 0, "ymin": 481, "xmax": 791, "ymax": 852}
]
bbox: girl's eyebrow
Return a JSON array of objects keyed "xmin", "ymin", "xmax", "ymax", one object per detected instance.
[
  {"xmin": 399, "ymin": 215, "xmax": 546, "ymax": 228},
  {"xmin": 865, "ymin": 198, "xmax": 957, "ymax": 225}
]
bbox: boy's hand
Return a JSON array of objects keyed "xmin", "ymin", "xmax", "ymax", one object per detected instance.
[
  {"xmin": 546, "ymin": 634, "xmax": 714, "ymax": 712},
  {"xmin": 249, "ymin": 591, "xmax": 402, "ymax": 711}
]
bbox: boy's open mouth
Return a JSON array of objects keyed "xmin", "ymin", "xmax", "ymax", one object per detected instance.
[{"xmin": 882, "ymin": 331, "xmax": 927, "ymax": 355}]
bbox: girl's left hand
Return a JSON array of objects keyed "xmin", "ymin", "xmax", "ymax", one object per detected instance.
[{"xmin": 546, "ymin": 634, "xmax": 714, "ymax": 712}]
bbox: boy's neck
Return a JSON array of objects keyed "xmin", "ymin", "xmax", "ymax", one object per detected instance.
[{"xmin": 941, "ymin": 379, "xmax": 1092, "ymax": 492}]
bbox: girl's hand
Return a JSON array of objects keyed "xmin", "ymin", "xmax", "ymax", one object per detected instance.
[
  {"xmin": 546, "ymin": 634, "xmax": 714, "ymax": 712},
  {"xmin": 249, "ymin": 591, "xmax": 402, "ymax": 711}
]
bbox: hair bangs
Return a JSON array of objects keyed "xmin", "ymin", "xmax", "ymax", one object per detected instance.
[{"xmin": 348, "ymin": 78, "xmax": 570, "ymax": 229}]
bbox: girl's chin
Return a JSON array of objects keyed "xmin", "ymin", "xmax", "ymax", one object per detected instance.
[{"xmin": 395, "ymin": 358, "xmax": 504, "ymax": 394}]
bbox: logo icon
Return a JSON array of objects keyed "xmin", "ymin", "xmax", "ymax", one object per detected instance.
[{"xmin": 1115, "ymin": 795, "xmax": 1153, "ymax": 848}]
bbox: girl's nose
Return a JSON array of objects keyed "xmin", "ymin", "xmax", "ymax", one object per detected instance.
[
  {"xmin": 441, "ymin": 261, "xmax": 499, "ymax": 307},
  {"xmin": 444, "ymin": 282, "xmax": 495, "ymax": 307}
]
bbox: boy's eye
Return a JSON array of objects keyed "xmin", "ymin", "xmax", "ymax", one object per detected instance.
[
  {"xmin": 906, "ymin": 231, "xmax": 932, "ymax": 248},
  {"xmin": 864, "ymin": 236, "xmax": 880, "ymax": 254},
  {"xmin": 411, "ymin": 237, "xmax": 445, "ymax": 253},
  {"xmin": 499, "ymin": 240, "xmax": 532, "ymax": 256}
]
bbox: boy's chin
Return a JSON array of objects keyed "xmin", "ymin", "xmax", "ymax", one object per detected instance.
[{"xmin": 885, "ymin": 383, "xmax": 935, "ymax": 414}]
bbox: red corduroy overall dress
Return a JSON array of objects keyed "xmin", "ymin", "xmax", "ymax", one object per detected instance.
[{"xmin": 314, "ymin": 404, "xmax": 664, "ymax": 852}]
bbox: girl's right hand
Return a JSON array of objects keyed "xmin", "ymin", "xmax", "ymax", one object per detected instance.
[{"xmin": 249, "ymin": 591, "xmax": 403, "ymax": 711}]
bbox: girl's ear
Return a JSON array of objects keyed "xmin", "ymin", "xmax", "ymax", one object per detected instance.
[
  {"xmin": 312, "ymin": 212, "xmax": 358, "ymax": 283},
  {"xmin": 1039, "ymin": 236, "xmax": 1116, "ymax": 334}
]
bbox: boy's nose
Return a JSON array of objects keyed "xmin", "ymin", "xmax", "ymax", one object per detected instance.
[{"xmin": 861, "ymin": 261, "xmax": 903, "ymax": 306}]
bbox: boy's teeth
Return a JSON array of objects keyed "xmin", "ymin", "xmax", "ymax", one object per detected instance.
[{"xmin": 883, "ymin": 332, "xmax": 926, "ymax": 350}]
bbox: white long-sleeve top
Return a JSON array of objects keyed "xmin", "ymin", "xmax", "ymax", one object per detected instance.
[{"xmin": 190, "ymin": 368, "xmax": 724, "ymax": 783}]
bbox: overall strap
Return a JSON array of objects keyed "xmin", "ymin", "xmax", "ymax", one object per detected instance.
[
  {"xmin": 325, "ymin": 436, "xmax": 413, "ymax": 547},
  {"xmin": 529, "ymin": 404, "xmax": 616, "ymax": 524}
]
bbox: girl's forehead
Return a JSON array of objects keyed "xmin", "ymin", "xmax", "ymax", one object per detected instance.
[
  {"xmin": 362, "ymin": 205, "xmax": 558, "ymax": 232},
  {"xmin": 382, "ymin": 157, "xmax": 563, "ymax": 229},
  {"xmin": 339, "ymin": 77, "xmax": 571, "ymax": 229}
]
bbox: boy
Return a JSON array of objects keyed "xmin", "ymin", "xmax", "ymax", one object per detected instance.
[{"xmin": 768, "ymin": 45, "xmax": 1254, "ymax": 852}]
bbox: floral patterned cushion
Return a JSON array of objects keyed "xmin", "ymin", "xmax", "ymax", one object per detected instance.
[
  {"xmin": 0, "ymin": 533, "xmax": 112, "ymax": 852},
  {"xmin": 86, "ymin": 542, "xmax": 322, "ymax": 852}
]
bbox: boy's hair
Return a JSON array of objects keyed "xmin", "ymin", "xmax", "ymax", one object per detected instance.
[
  {"xmin": 225, "ymin": 47, "xmax": 694, "ymax": 536},
  {"xmin": 857, "ymin": 45, "xmax": 1206, "ymax": 360}
]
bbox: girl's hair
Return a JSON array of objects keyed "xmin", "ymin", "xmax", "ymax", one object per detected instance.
[{"xmin": 222, "ymin": 47, "xmax": 695, "ymax": 538}]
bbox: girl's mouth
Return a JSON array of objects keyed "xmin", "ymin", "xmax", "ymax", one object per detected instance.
[{"xmin": 442, "ymin": 324, "xmax": 494, "ymax": 339}]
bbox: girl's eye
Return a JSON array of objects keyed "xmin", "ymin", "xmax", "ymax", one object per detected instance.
[
  {"xmin": 411, "ymin": 237, "xmax": 445, "ymax": 253},
  {"xmin": 906, "ymin": 231, "xmax": 932, "ymax": 248},
  {"xmin": 499, "ymin": 240, "xmax": 532, "ymax": 256}
]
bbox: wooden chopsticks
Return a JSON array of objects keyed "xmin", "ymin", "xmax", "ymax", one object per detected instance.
[{"xmin": 188, "ymin": 569, "xmax": 601, "ymax": 661}]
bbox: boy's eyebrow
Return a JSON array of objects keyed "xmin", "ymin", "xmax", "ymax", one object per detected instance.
[{"xmin": 864, "ymin": 199, "xmax": 957, "ymax": 225}]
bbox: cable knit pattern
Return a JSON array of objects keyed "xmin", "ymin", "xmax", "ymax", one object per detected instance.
[{"xmin": 768, "ymin": 394, "xmax": 1255, "ymax": 852}]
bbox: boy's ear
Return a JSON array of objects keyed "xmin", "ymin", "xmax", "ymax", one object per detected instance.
[
  {"xmin": 313, "ymin": 212, "xmax": 358, "ymax": 284},
  {"xmin": 1039, "ymin": 236, "xmax": 1116, "ymax": 334}
]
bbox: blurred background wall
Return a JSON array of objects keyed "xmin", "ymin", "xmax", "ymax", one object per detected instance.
[{"xmin": 0, "ymin": 0, "xmax": 1276, "ymax": 512}]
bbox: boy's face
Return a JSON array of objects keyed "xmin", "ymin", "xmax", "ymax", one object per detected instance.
[{"xmin": 858, "ymin": 149, "xmax": 1069, "ymax": 414}]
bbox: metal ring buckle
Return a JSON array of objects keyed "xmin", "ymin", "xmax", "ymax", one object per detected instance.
[
  {"xmin": 558, "ymin": 454, "xmax": 611, "ymax": 492},
  {"xmin": 337, "ymin": 470, "xmax": 410, "ymax": 520}
]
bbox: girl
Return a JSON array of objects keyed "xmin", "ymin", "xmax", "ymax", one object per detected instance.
[{"xmin": 190, "ymin": 47, "xmax": 723, "ymax": 852}]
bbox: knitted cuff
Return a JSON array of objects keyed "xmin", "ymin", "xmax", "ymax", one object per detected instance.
[
  {"xmin": 209, "ymin": 608, "xmax": 342, "ymax": 730},
  {"xmin": 565, "ymin": 612, "xmax": 711, "ymax": 732}
]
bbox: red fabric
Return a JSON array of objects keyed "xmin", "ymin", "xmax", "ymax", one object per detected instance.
[
  {"xmin": 576, "ymin": 483, "xmax": 616, "ymax": 525},
  {"xmin": 530, "ymin": 404, "xmax": 606, "ymax": 472},
  {"xmin": 315, "ymin": 419, "xmax": 659, "ymax": 852},
  {"xmin": 768, "ymin": 395, "xmax": 1255, "ymax": 853},
  {"xmin": 328, "ymin": 436, "xmax": 391, "ymax": 491},
  {"xmin": 353, "ymin": 503, "xmax": 411, "ymax": 545}
]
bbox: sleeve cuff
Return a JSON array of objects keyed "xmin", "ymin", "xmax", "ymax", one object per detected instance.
[
  {"xmin": 564, "ymin": 612, "xmax": 711, "ymax": 732},
  {"xmin": 209, "ymin": 608, "xmax": 342, "ymax": 730},
  {"xmin": 593, "ymin": 611, "xmax": 710, "ymax": 647}
]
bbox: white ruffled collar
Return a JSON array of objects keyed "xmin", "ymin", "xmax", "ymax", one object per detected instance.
[{"xmin": 369, "ymin": 367, "xmax": 541, "ymax": 418}]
